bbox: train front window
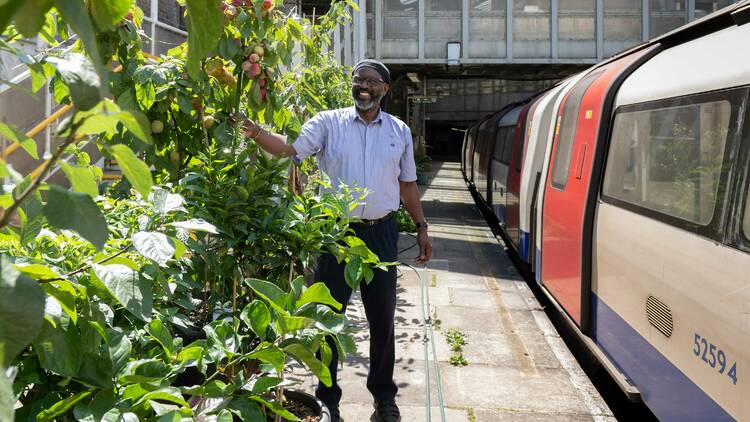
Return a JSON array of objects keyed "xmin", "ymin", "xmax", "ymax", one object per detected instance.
[
  {"xmin": 603, "ymin": 96, "xmax": 734, "ymax": 226},
  {"xmin": 550, "ymin": 71, "xmax": 602, "ymax": 190}
]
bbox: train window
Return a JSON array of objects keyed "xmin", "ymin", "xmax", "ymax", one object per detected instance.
[
  {"xmin": 550, "ymin": 71, "xmax": 602, "ymax": 190},
  {"xmin": 493, "ymin": 127, "xmax": 507, "ymax": 162},
  {"xmin": 744, "ymin": 183, "xmax": 750, "ymax": 239},
  {"xmin": 502, "ymin": 128, "xmax": 515, "ymax": 163},
  {"xmin": 603, "ymin": 96, "xmax": 736, "ymax": 226}
]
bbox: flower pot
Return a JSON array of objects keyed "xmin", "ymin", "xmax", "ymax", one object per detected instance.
[{"xmin": 283, "ymin": 389, "xmax": 331, "ymax": 422}]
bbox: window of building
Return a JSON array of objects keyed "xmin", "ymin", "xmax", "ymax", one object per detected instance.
[
  {"xmin": 382, "ymin": 0, "xmax": 419, "ymax": 58},
  {"xmin": 513, "ymin": 0, "xmax": 551, "ymax": 58},
  {"xmin": 744, "ymin": 182, "xmax": 750, "ymax": 239},
  {"xmin": 603, "ymin": 0, "xmax": 641, "ymax": 57},
  {"xmin": 650, "ymin": 0, "xmax": 687, "ymax": 38},
  {"xmin": 559, "ymin": 0, "xmax": 596, "ymax": 58},
  {"xmin": 550, "ymin": 72, "xmax": 601, "ymax": 190},
  {"xmin": 426, "ymin": 0, "xmax": 461, "ymax": 58},
  {"xmin": 695, "ymin": 0, "xmax": 735, "ymax": 18},
  {"xmin": 469, "ymin": 0, "xmax": 506, "ymax": 58},
  {"xmin": 603, "ymin": 97, "xmax": 736, "ymax": 226}
]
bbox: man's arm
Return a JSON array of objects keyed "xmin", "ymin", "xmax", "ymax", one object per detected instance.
[
  {"xmin": 400, "ymin": 180, "xmax": 432, "ymax": 264},
  {"xmin": 239, "ymin": 118, "xmax": 296, "ymax": 158}
]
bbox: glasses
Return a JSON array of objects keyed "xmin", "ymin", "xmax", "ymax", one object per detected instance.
[{"xmin": 352, "ymin": 76, "xmax": 385, "ymax": 87}]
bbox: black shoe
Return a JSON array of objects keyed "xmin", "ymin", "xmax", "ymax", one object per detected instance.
[
  {"xmin": 372, "ymin": 400, "xmax": 401, "ymax": 422},
  {"xmin": 329, "ymin": 406, "xmax": 344, "ymax": 422}
]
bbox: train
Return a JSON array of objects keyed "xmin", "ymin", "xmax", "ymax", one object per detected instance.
[{"xmin": 461, "ymin": 1, "xmax": 750, "ymax": 420}]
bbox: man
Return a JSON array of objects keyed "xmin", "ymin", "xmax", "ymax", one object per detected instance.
[{"xmin": 238, "ymin": 59, "xmax": 432, "ymax": 422}]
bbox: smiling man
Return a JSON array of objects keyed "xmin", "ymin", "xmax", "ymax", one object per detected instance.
[{"xmin": 238, "ymin": 59, "xmax": 432, "ymax": 422}]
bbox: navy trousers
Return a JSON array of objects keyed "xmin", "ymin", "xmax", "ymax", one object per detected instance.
[{"xmin": 314, "ymin": 218, "xmax": 399, "ymax": 409}]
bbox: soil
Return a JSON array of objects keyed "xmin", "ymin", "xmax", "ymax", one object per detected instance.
[{"xmin": 269, "ymin": 399, "xmax": 320, "ymax": 422}]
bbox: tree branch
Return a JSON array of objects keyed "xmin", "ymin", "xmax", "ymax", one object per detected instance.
[{"xmin": 0, "ymin": 119, "xmax": 81, "ymax": 230}]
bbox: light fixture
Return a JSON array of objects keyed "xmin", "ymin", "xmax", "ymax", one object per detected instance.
[
  {"xmin": 407, "ymin": 72, "xmax": 420, "ymax": 83},
  {"xmin": 447, "ymin": 42, "xmax": 461, "ymax": 66}
]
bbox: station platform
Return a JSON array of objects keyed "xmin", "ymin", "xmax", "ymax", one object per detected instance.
[{"xmin": 293, "ymin": 161, "xmax": 615, "ymax": 421}]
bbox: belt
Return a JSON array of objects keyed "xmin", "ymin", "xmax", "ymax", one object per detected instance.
[{"xmin": 352, "ymin": 211, "xmax": 396, "ymax": 227}]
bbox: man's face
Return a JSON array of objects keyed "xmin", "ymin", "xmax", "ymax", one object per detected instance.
[{"xmin": 352, "ymin": 67, "xmax": 389, "ymax": 112}]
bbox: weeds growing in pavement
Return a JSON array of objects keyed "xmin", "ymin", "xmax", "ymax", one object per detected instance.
[{"xmin": 445, "ymin": 328, "xmax": 468, "ymax": 366}]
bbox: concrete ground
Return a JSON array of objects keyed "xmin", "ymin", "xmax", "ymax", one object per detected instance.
[{"xmin": 292, "ymin": 161, "xmax": 615, "ymax": 422}]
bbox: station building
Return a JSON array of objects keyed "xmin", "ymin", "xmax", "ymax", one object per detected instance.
[{"xmin": 311, "ymin": 0, "xmax": 741, "ymax": 158}]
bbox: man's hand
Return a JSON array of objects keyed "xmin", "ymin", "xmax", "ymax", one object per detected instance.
[{"xmin": 415, "ymin": 229, "xmax": 432, "ymax": 265}]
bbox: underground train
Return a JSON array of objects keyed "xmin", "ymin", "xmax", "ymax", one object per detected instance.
[{"xmin": 461, "ymin": 1, "xmax": 750, "ymax": 420}]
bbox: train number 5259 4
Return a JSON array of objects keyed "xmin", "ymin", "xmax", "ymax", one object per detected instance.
[{"xmin": 693, "ymin": 333, "xmax": 737, "ymax": 385}]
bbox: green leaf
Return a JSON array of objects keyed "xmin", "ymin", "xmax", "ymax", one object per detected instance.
[
  {"xmin": 240, "ymin": 300, "xmax": 271, "ymax": 338},
  {"xmin": 245, "ymin": 376, "xmax": 283, "ymax": 394},
  {"xmin": 283, "ymin": 342, "xmax": 332, "ymax": 387},
  {"xmin": 60, "ymin": 161, "xmax": 99, "ymax": 197},
  {"xmin": 0, "ymin": 255, "xmax": 45, "ymax": 366},
  {"xmin": 171, "ymin": 237, "xmax": 186, "ymax": 260},
  {"xmin": 247, "ymin": 345, "xmax": 285, "ymax": 372},
  {"xmin": 33, "ymin": 319, "xmax": 82, "ymax": 377},
  {"xmin": 42, "ymin": 281, "xmax": 78, "ymax": 324},
  {"xmin": 116, "ymin": 110, "xmax": 153, "ymax": 144},
  {"xmin": 14, "ymin": 263, "xmax": 62, "ymax": 280},
  {"xmin": 43, "ymin": 185, "xmax": 108, "ymax": 250},
  {"xmin": 14, "ymin": 0, "xmax": 54, "ymax": 37},
  {"xmin": 296, "ymin": 305, "xmax": 346, "ymax": 334},
  {"xmin": 132, "ymin": 231, "xmax": 175, "ymax": 267},
  {"xmin": 134, "ymin": 82, "xmax": 155, "ymax": 110},
  {"xmin": 54, "ymin": 0, "xmax": 107, "ymax": 99},
  {"xmin": 277, "ymin": 315, "xmax": 314, "ymax": 333},
  {"xmin": 244, "ymin": 278, "xmax": 288, "ymax": 312},
  {"xmin": 251, "ymin": 396, "xmax": 300, "ymax": 422},
  {"xmin": 92, "ymin": 264, "xmax": 152, "ymax": 322},
  {"xmin": 166, "ymin": 219, "xmax": 218, "ymax": 234},
  {"xmin": 228, "ymin": 398, "xmax": 264, "ymax": 421},
  {"xmin": 46, "ymin": 53, "xmax": 101, "ymax": 112},
  {"xmin": 109, "ymin": 144, "xmax": 153, "ymax": 199},
  {"xmin": 344, "ymin": 258, "xmax": 363, "ymax": 290},
  {"xmin": 37, "ymin": 390, "xmax": 91, "ymax": 422},
  {"xmin": 106, "ymin": 328, "xmax": 132, "ymax": 375},
  {"xmin": 0, "ymin": 159, "xmax": 8, "ymax": 178},
  {"xmin": 145, "ymin": 319, "xmax": 174, "ymax": 357},
  {"xmin": 134, "ymin": 388, "xmax": 189, "ymax": 408},
  {"xmin": 90, "ymin": 0, "xmax": 133, "ymax": 31},
  {"xmin": 295, "ymin": 283, "xmax": 342, "ymax": 311},
  {"xmin": 0, "ymin": 122, "xmax": 38, "ymax": 159},
  {"xmin": 0, "ymin": 0, "xmax": 24, "ymax": 35},
  {"xmin": 184, "ymin": 0, "xmax": 224, "ymax": 79}
]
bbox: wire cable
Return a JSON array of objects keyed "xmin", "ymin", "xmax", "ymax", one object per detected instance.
[{"xmin": 400, "ymin": 261, "xmax": 447, "ymax": 422}]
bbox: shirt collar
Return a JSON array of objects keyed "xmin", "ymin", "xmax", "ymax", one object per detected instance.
[{"xmin": 351, "ymin": 106, "xmax": 384, "ymax": 124}]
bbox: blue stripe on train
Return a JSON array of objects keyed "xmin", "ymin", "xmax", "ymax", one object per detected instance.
[
  {"xmin": 519, "ymin": 230, "xmax": 530, "ymax": 262},
  {"xmin": 535, "ymin": 247, "xmax": 541, "ymax": 284},
  {"xmin": 591, "ymin": 294, "xmax": 734, "ymax": 421}
]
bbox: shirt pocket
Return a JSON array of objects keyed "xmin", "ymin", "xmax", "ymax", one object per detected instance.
[{"xmin": 379, "ymin": 133, "xmax": 406, "ymax": 174}]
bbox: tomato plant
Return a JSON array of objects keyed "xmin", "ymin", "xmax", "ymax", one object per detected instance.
[{"xmin": 0, "ymin": 0, "xmax": 376, "ymax": 420}]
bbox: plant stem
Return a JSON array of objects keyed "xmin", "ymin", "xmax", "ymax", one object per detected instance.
[
  {"xmin": 38, "ymin": 245, "xmax": 132, "ymax": 283},
  {"xmin": 0, "ymin": 118, "xmax": 81, "ymax": 230}
]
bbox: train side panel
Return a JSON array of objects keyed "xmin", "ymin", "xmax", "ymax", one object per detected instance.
[
  {"xmin": 594, "ymin": 22, "xmax": 750, "ymax": 420},
  {"xmin": 535, "ymin": 73, "xmax": 589, "ymax": 283},
  {"xmin": 489, "ymin": 106, "xmax": 522, "ymax": 225},
  {"xmin": 504, "ymin": 104, "xmax": 532, "ymax": 249},
  {"xmin": 519, "ymin": 87, "xmax": 563, "ymax": 264}
]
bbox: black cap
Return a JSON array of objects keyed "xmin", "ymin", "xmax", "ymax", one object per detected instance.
[{"xmin": 352, "ymin": 59, "xmax": 391, "ymax": 84}]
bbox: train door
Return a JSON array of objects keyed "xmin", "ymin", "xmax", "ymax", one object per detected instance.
[
  {"xmin": 472, "ymin": 119, "xmax": 489, "ymax": 190},
  {"xmin": 505, "ymin": 104, "xmax": 532, "ymax": 249},
  {"xmin": 541, "ymin": 50, "xmax": 649, "ymax": 327},
  {"xmin": 490, "ymin": 107, "xmax": 522, "ymax": 224}
]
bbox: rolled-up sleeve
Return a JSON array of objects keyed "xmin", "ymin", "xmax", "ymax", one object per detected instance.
[
  {"xmin": 399, "ymin": 125, "xmax": 418, "ymax": 182},
  {"xmin": 292, "ymin": 112, "xmax": 328, "ymax": 162}
]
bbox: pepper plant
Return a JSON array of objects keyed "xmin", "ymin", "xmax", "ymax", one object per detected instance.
[{"xmin": 0, "ymin": 0, "xmax": 381, "ymax": 420}]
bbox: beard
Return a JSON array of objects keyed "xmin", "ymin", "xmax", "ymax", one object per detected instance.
[{"xmin": 352, "ymin": 86, "xmax": 383, "ymax": 111}]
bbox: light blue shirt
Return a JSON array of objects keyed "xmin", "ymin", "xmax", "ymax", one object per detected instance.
[{"xmin": 292, "ymin": 106, "xmax": 417, "ymax": 220}]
